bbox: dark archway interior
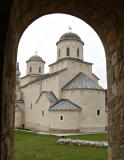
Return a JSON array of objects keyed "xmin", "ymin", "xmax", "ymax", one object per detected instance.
[{"xmin": 0, "ymin": 1, "xmax": 124, "ymax": 160}]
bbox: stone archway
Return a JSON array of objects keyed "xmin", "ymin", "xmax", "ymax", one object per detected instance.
[{"xmin": 0, "ymin": 1, "xmax": 124, "ymax": 160}]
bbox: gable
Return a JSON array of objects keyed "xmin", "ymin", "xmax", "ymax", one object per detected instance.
[
  {"xmin": 49, "ymin": 99, "xmax": 81, "ymax": 111},
  {"xmin": 62, "ymin": 72, "xmax": 104, "ymax": 91},
  {"xmin": 36, "ymin": 91, "xmax": 58, "ymax": 104}
]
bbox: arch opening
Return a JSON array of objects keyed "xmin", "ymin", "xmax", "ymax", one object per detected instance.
[
  {"xmin": 15, "ymin": 13, "xmax": 107, "ymax": 159},
  {"xmin": 1, "ymin": 1, "xmax": 124, "ymax": 160}
]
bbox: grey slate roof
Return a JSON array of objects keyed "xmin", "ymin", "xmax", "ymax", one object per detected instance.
[
  {"xmin": 36, "ymin": 91, "xmax": 58, "ymax": 104},
  {"xmin": 49, "ymin": 99, "xmax": 81, "ymax": 111},
  {"xmin": 20, "ymin": 69, "xmax": 67, "ymax": 88},
  {"xmin": 49, "ymin": 57, "xmax": 92, "ymax": 66},
  {"xmin": 63, "ymin": 73, "xmax": 104, "ymax": 90},
  {"xmin": 26, "ymin": 55, "xmax": 45, "ymax": 63},
  {"xmin": 56, "ymin": 32, "xmax": 84, "ymax": 45},
  {"xmin": 60, "ymin": 32, "xmax": 81, "ymax": 41}
]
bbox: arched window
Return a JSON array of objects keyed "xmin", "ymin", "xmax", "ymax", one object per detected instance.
[
  {"xmin": 30, "ymin": 67, "xmax": 32, "ymax": 73},
  {"xmin": 42, "ymin": 111, "xmax": 44, "ymax": 116},
  {"xmin": 97, "ymin": 109, "xmax": 100, "ymax": 116},
  {"xmin": 67, "ymin": 48, "xmax": 70, "ymax": 56},
  {"xmin": 77, "ymin": 48, "xmax": 79, "ymax": 57},
  {"xmin": 58, "ymin": 49, "xmax": 60, "ymax": 58},
  {"xmin": 31, "ymin": 103, "xmax": 32, "ymax": 109},
  {"xmin": 60, "ymin": 116, "xmax": 64, "ymax": 120},
  {"xmin": 39, "ymin": 67, "xmax": 41, "ymax": 73}
]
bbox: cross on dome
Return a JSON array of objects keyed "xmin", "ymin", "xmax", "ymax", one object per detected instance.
[
  {"xmin": 68, "ymin": 26, "xmax": 72, "ymax": 32},
  {"xmin": 35, "ymin": 51, "xmax": 38, "ymax": 55}
]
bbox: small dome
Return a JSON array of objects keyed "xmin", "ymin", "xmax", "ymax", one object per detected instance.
[
  {"xmin": 26, "ymin": 55, "xmax": 45, "ymax": 63},
  {"xmin": 56, "ymin": 32, "xmax": 84, "ymax": 45},
  {"xmin": 29, "ymin": 55, "xmax": 43, "ymax": 61}
]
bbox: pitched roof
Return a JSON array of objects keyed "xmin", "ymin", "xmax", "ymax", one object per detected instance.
[
  {"xmin": 63, "ymin": 72, "xmax": 104, "ymax": 91},
  {"xmin": 49, "ymin": 57, "xmax": 92, "ymax": 66},
  {"xmin": 36, "ymin": 91, "xmax": 58, "ymax": 104},
  {"xmin": 20, "ymin": 68, "xmax": 67, "ymax": 88},
  {"xmin": 92, "ymin": 73, "xmax": 100, "ymax": 80},
  {"xmin": 49, "ymin": 99, "xmax": 81, "ymax": 111}
]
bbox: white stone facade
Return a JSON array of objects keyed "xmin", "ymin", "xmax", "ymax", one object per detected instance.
[
  {"xmin": 57, "ymin": 40, "xmax": 84, "ymax": 60},
  {"xmin": 15, "ymin": 32, "xmax": 107, "ymax": 133}
]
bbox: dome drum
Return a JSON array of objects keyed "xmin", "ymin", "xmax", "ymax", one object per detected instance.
[
  {"xmin": 26, "ymin": 55, "xmax": 45, "ymax": 75},
  {"xmin": 56, "ymin": 32, "xmax": 84, "ymax": 61}
]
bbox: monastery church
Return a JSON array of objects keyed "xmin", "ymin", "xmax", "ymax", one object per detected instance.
[{"xmin": 15, "ymin": 31, "xmax": 106, "ymax": 133}]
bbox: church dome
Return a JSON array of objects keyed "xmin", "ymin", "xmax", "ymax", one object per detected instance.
[
  {"xmin": 57, "ymin": 32, "xmax": 84, "ymax": 45},
  {"xmin": 60, "ymin": 32, "xmax": 81, "ymax": 41},
  {"xmin": 26, "ymin": 55, "xmax": 45, "ymax": 63},
  {"xmin": 29, "ymin": 55, "xmax": 43, "ymax": 61}
]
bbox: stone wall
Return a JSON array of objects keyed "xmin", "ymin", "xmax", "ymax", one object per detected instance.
[{"xmin": 0, "ymin": 0, "xmax": 124, "ymax": 160}]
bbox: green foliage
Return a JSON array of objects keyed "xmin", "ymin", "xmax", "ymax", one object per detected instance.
[{"xmin": 15, "ymin": 131, "xmax": 107, "ymax": 160}]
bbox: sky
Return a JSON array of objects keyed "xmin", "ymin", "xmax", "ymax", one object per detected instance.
[{"xmin": 17, "ymin": 13, "xmax": 107, "ymax": 89}]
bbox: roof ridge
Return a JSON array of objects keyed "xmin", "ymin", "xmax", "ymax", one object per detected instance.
[
  {"xmin": 49, "ymin": 58, "xmax": 92, "ymax": 66},
  {"xmin": 62, "ymin": 72, "xmax": 104, "ymax": 90},
  {"xmin": 49, "ymin": 99, "xmax": 81, "ymax": 111},
  {"xmin": 62, "ymin": 72, "xmax": 82, "ymax": 89},
  {"xmin": 20, "ymin": 69, "xmax": 67, "ymax": 88},
  {"xmin": 36, "ymin": 90, "xmax": 58, "ymax": 104}
]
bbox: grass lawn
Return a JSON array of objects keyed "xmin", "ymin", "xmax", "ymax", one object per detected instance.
[
  {"xmin": 15, "ymin": 130, "xmax": 107, "ymax": 160},
  {"xmin": 67, "ymin": 133, "xmax": 107, "ymax": 141}
]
